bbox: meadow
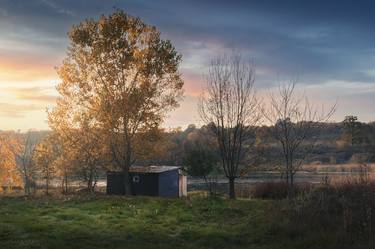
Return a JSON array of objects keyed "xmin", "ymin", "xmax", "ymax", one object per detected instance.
[
  {"xmin": 0, "ymin": 189, "xmax": 373, "ymax": 249},
  {"xmin": 0, "ymin": 194, "xmax": 273, "ymax": 249}
]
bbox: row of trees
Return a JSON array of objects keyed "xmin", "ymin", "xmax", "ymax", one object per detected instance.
[
  {"xmin": 0, "ymin": 131, "xmax": 62, "ymax": 195},
  {"xmin": 0, "ymin": 113, "xmax": 368, "ymax": 196},
  {"xmin": 196, "ymin": 53, "xmax": 336, "ymax": 198}
]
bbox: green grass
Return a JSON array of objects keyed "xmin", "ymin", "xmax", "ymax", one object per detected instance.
[{"xmin": 0, "ymin": 194, "xmax": 361, "ymax": 249}]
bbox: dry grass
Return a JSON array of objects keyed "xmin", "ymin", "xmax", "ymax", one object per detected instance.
[
  {"xmin": 235, "ymin": 182, "xmax": 315, "ymax": 199},
  {"xmin": 301, "ymin": 163, "xmax": 375, "ymax": 173},
  {"xmin": 287, "ymin": 180, "xmax": 375, "ymax": 248}
]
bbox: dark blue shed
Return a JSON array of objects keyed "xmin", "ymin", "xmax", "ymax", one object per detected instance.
[{"xmin": 106, "ymin": 166, "xmax": 186, "ymax": 197}]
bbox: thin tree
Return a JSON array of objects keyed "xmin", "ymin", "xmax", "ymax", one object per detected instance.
[
  {"xmin": 49, "ymin": 110, "xmax": 107, "ymax": 192},
  {"xmin": 0, "ymin": 132, "xmax": 22, "ymax": 192},
  {"xmin": 343, "ymin": 115, "xmax": 362, "ymax": 146},
  {"xmin": 199, "ymin": 53, "xmax": 260, "ymax": 199},
  {"xmin": 50, "ymin": 10, "xmax": 184, "ymax": 195},
  {"xmin": 183, "ymin": 145, "xmax": 217, "ymax": 195},
  {"xmin": 264, "ymin": 81, "xmax": 336, "ymax": 198},
  {"xmin": 33, "ymin": 135, "xmax": 59, "ymax": 195},
  {"xmin": 17, "ymin": 131, "xmax": 39, "ymax": 195}
]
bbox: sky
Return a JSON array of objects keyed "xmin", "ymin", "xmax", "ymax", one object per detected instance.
[{"xmin": 0, "ymin": 0, "xmax": 374, "ymax": 130}]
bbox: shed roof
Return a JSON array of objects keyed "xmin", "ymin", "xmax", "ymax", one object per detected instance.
[{"xmin": 129, "ymin": 165, "xmax": 180, "ymax": 174}]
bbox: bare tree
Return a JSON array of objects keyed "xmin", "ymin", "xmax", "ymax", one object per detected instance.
[
  {"xmin": 199, "ymin": 53, "xmax": 260, "ymax": 199},
  {"xmin": 264, "ymin": 81, "xmax": 336, "ymax": 198},
  {"xmin": 18, "ymin": 131, "xmax": 39, "ymax": 195},
  {"xmin": 33, "ymin": 135, "xmax": 59, "ymax": 195}
]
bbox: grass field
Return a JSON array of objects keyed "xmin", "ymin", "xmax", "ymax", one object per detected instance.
[
  {"xmin": 0, "ymin": 195, "xmax": 281, "ymax": 249},
  {"xmin": 0, "ymin": 193, "xmax": 370, "ymax": 249}
]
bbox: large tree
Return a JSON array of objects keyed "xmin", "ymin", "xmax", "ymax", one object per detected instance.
[
  {"xmin": 199, "ymin": 53, "xmax": 260, "ymax": 199},
  {"xmin": 49, "ymin": 10, "xmax": 183, "ymax": 194}
]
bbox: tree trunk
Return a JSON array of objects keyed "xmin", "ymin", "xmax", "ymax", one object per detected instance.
[
  {"xmin": 64, "ymin": 172, "xmax": 68, "ymax": 193},
  {"xmin": 46, "ymin": 177, "xmax": 49, "ymax": 196},
  {"xmin": 123, "ymin": 169, "xmax": 132, "ymax": 195},
  {"xmin": 87, "ymin": 178, "xmax": 93, "ymax": 191},
  {"xmin": 229, "ymin": 177, "xmax": 236, "ymax": 199},
  {"xmin": 290, "ymin": 172, "xmax": 294, "ymax": 188},
  {"xmin": 203, "ymin": 176, "xmax": 213, "ymax": 196},
  {"xmin": 61, "ymin": 179, "xmax": 64, "ymax": 194},
  {"xmin": 285, "ymin": 159, "xmax": 293, "ymax": 199},
  {"xmin": 23, "ymin": 163, "xmax": 31, "ymax": 196},
  {"xmin": 289, "ymin": 171, "xmax": 295, "ymax": 199},
  {"xmin": 123, "ymin": 135, "xmax": 133, "ymax": 196},
  {"xmin": 87, "ymin": 168, "xmax": 94, "ymax": 192},
  {"xmin": 61, "ymin": 170, "xmax": 67, "ymax": 194},
  {"xmin": 24, "ymin": 176, "xmax": 29, "ymax": 196},
  {"xmin": 285, "ymin": 164, "xmax": 295, "ymax": 199}
]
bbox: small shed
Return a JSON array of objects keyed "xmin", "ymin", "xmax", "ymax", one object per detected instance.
[{"xmin": 106, "ymin": 166, "xmax": 187, "ymax": 197}]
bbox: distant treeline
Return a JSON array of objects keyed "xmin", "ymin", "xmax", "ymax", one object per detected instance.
[
  {"xmin": 1, "ymin": 118, "xmax": 373, "ymax": 194},
  {"xmin": 129, "ymin": 120, "xmax": 375, "ymax": 168},
  {"xmin": 11, "ymin": 120, "xmax": 375, "ymax": 169}
]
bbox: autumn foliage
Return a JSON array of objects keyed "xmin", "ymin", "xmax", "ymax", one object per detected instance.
[
  {"xmin": 48, "ymin": 10, "xmax": 183, "ymax": 194},
  {"xmin": 0, "ymin": 133, "xmax": 22, "ymax": 192}
]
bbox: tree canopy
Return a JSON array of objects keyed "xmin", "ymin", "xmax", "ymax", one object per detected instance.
[{"xmin": 49, "ymin": 10, "xmax": 184, "ymax": 194}]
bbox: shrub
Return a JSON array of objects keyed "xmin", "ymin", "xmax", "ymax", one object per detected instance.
[
  {"xmin": 251, "ymin": 182, "xmax": 289, "ymax": 199},
  {"xmin": 235, "ymin": 182, "xmax": 314, "ymax": 199},
  {"xmin": 288, "ymin": 181, "xmax": 375, "ymax": 245}
]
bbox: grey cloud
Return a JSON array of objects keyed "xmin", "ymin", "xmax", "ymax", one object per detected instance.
[{"xmin": 0, "ymin": 0, "xmax": 374, "ymax": 122}]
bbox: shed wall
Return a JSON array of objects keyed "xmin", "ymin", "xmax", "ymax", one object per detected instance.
[
  {"xmin": 107, "ymin": 169, "xmax": 180, "ymax": 197},
  {"xmin": 131, "ymin": 173, "xmax": 159, "ymax": 196},
  {"xmin": 106, "ymin": 172, "xmax": 125, "ymax": 195},
  {"xmin": 158, "ymin": 170, "xmax": 179, "ymax": 197}
]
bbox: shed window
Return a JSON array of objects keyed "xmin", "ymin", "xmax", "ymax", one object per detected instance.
[{"xmin": 132, "ymin": 175, "xmax": 140, "ymax": 183}]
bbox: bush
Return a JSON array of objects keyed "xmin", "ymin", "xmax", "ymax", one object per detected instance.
[
  {"xmin": 235, "ymin": 182, "xmax": 314, "ymax": 199},
  {"xmin": 288, "ymin": 181, "xmax": 375, "ymax": 245},
  {"xmin": 251, "ymin": 182, "xmax": 289, "ymax": 199}
]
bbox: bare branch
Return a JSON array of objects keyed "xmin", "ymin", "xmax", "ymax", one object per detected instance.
[{"xmin": 199, "ymin": 52, "xmax": 261, "ymax": 199}]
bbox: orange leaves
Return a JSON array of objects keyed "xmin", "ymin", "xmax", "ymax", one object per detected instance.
[
  {"xmin": 49, "ymin": 10, "xmax": 184, "ymax": 175},
  {"xmin": 33, "ymin": 135, "xmax": 58, "ymax": 174},
  {"xmin": 0, "ymin": 132, "xmax": 22, "ymax": 191}
]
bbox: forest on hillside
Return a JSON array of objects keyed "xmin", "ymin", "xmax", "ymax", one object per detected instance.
[{"xmin": 142, "ymin": 120, "xmax": 375, "ymax": 167}]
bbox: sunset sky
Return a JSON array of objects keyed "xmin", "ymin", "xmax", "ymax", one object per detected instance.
[{"xmin": 0, "ymin": 0, "xmax": 374, "ymax": 130}]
